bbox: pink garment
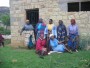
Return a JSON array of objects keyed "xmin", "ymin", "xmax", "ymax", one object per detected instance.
[
  {"xmin": 36, "ymin": 38, "xmax": 46, "ymax": 51},
  {"xmin": 0, "ymin": 34, "xmax": 4, "ymax": 43}
]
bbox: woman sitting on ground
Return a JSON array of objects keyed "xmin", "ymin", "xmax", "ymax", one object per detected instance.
[
  {"xmin": 36, "ymin": 34, "xmax": 47, "ymax": 59},
  {"xmin": 49, "ymin": 34, "xmax": 71, "ymax": 54}
]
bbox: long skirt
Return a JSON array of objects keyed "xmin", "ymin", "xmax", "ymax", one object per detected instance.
[
  {"xmin": 23, "ymin": 30, "xmax": 35, "ymax": 46},
  {"xmin": 68, "ymin": 34, "xmax": 78, "ymax": 51}
]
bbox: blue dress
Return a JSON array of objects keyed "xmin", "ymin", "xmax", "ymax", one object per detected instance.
[
  {"xmin": 57, "ymin": 24, "xmax": 67, "ymax": 42},
  {"xmin": 50, "ymin": 39, "xmax": 65, "ymax": 52},
  {"xmin": 28, "ymin": 35, "xmax": 34, "ymax": 48},
  {"xmin": 35, "ymin": 23, "xmax": 46, "ymax": 40},
  {"xmin": 68, "ymin": 24, "xmax": 79, "ymax": 51}
]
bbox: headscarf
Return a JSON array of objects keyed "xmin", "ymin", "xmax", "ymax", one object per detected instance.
[
  {"xmin": 38, "ymin": 18, "xmax": 43, "ymax": 23},
  {"xmin": 49, "ymin": 34, "xmax": 54, "ymax": 38},
  {"xmin": 71, "ymin": 19, "xmax": 76, "ymax": 25},
  {"xmin": 57, "ymin": 20, "xmax": 67, "ymax": 37},
  {"xmin": 39, "ymin": 33, "xmax": 44, "ymax": 40},
  {"xmin": 26, "ymin": 19, "xmax": 30, "ymax": 25},
  {"xmin": 58, "ymin": 20, "xmax": 65, "ymax": 29},
  {"xmin": 59, "ymin": 20, "xmax": 63, "ymax": 25}
]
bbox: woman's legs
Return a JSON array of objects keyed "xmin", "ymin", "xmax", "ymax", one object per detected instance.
[
  {"xmin": 2, "ymin": 42, "xmax": 4, "ymax": 47},
  {"xmin": 0, "ymin": 42, "xmax": 4, "ymax": 47},
  {"xmin": 39, "ymin": 48, "xmax": 47, "ymax": 59}
]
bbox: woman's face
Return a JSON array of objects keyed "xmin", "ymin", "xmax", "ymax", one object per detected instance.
[
  {"xmin": 40, "ymin": 34, "xmax": 44, "ymax": 39},
  {"xmin": 49, "ymin": 19, "xmax": 53, "ymax": 24},
  {"xmin": 59, "ymin": 20, "xmax": 63, "ymax": 25},
  {"xmin": 51, "ymin": 36, "xmax": 54, "ymax": 40},
  {"xmin": 71, "ymin": 19, "xmax": 75, "ymax": 25},
  {"xmin": 26, "ymin": 20, "xmax": 30, "ymax": 25},
  {"xmin": 39, "ymin": 19, "xmax": 43, "ymax": 23}
]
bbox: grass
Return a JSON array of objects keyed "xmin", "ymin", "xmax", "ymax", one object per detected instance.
[
  {"xmin": 0, "ymin": 40, "xmax": 90, "ymax": 68},
  {"xmin": 4, "ymin": 39, "xmax": 11, "ymax": 45}
]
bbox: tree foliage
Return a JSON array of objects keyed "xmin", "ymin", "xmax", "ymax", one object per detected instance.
[{"xmin": 1, "ymin": 14, "xmax": 10, "ymax": 26}]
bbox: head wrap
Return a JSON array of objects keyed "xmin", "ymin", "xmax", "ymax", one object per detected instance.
[
  {"xmin": 71, "ymin": 19, "xmax": 76, "ymax": 25},
  {"xmin": 49, "ymin": 34, "xmax": 54, "ymax": 38}
]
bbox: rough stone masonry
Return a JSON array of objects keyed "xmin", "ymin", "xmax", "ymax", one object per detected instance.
[{"xmin": 10, "ymin": 0, "xmax": 90, "ymax": 48}]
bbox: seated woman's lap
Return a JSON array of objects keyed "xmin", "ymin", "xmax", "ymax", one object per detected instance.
[{"xmin": 53, "ymin": 44, "xmax": 65, "ymax": 52}]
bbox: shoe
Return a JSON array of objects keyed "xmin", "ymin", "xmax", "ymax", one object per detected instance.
[
  {"xmin": 75, "ymin": 50, "xmax": 78, "ymax": 52},
  {"xmin": 39, "ymin": 56, "xmax": 44, "ymax": 59}
]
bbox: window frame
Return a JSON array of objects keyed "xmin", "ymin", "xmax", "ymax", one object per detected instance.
[{"xmin": 68, "ymin": 1, "xmax": 90, "ymax": 12}]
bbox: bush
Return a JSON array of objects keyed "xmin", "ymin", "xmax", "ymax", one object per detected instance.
[
  {"xmin": 0, "ymin": 27, "xmax": 11, "ymax": 35},
  {"xmin": 0, "ymin": 27, "xmax": 4, "ymax": 31}
]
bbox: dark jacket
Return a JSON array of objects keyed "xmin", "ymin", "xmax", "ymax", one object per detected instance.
[{"xmin": 0, "ymin": 34, "xmax": 4, "ymax": 43}]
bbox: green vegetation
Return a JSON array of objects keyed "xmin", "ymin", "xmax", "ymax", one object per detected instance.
[
  {"xmin": 0, "ymin": 14, "xmax": 10, "ymax": 30},
  {"xmin": 0, "ymin": 27, "xmax": 11, "ymax": 35},
  {"xmin": 1, "ymin": 14, "xmax": 10, "ymax": 26},
  {"xmin": 4, "ymin": 39, "xmax": 11, "ymax": 45},
  {"xmin": 0, "ymin": 40, "xmax": 90, "ymax": 68},
  {"xmin": 0, "ymin": 7, "xmax": 10, "ymax": 32}
]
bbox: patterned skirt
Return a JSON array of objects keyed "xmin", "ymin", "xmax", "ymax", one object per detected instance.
[
  {"xmin": 68, "ymin": 34, "xmax": 78, "ymax": 50},
  {"xmin": 23, "ymin": 30, "xmax": 35, "ymax": 46}
]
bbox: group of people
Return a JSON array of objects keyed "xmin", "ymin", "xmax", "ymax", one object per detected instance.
[{"xmin": 20, "ymin": 18, "xmax": 79, "ymax": 58}]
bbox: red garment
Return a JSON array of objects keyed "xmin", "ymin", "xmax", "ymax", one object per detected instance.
[
  {"xmin": 36, "ymin": 38, "xmax": 46, "ymax": 51},
  {"xmin": 0, "ymin": 34, "xmax": 4, "ymax": 43}
]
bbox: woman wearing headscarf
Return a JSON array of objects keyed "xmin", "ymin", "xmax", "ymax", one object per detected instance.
[
  {"xmin": 36, "ymin": 34, "xmax": 47, "ymax": 59},
  {"xmin": 57, "ymin": 20, "xmax": 67, "ymax": 44},
  {"xmin": 20, "ymin": 20, "xmax": 35, "ymax": 48},
  {"xmin": 35, "ymin": 18, "xmax": 46, "ymax": 41},
  {"xmin": 48, "ymin": 34, "xmax": 71, "ymax": 54},
  {"xmin": 44, "ymin": 19, "xmax": 57, "ymax": 52},
  {"xmin": 20, "ymin": 20, "xmax": 34, "ymax": 34},
  {"xmin": 68, "ymin": 19, "xmax": 79, "ymax": 52}
]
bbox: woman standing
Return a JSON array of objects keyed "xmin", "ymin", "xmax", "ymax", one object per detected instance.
[
  {"xmin": 68, "ymin": 19, "xmax": 79, "ymax": 52},
  {"xmin": 35, "ymin": 18, "xmax": 46, "ymax": 41},
  {"xmin": 44, "ymin": 19, "xmax": 57, "ymax": 51},
  {"xmin": 57, "ymin": 20, "xmax": 67, "ymax": 44},
  {"xmin": 20, "ymin": 20, "xmax": 34, "ymax": 34},
  {"xmin": 20, "ymin": 20, "xmax": 35, "ymax": 48},
  {"xmin": 44, "ymin": 19, "xmax": 57, "ymax": 38}
]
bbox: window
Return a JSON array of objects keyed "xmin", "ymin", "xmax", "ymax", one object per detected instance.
[
  {"xmin": 81, "ymin": 1, "xmax": 90, "ymax": 11},
  {"xmin": 68, "ymin": 1, "xmax": 90, "ymax": 12},
  {"xmin": 68, "ymin": 2, "xmax": 79, "ymax": 12}
]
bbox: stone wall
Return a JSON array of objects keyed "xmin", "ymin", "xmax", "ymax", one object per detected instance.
[{"xmin": 10, "ymin": 0, "xmax": 90, "ymax": 47}]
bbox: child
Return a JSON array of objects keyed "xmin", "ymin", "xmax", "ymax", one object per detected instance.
[{"xmin": 0, "ymin": 34, "xmax": 4, "ymax": 47}]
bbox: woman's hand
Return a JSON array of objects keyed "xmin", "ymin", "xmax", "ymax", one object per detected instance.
[
  {"xmin": 42, "ymin": 48, "xmax": 47, "ymax": 51},
  {"xmin": 58, "ymin": 42, "xmax": 62, "ymax": 44}
]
